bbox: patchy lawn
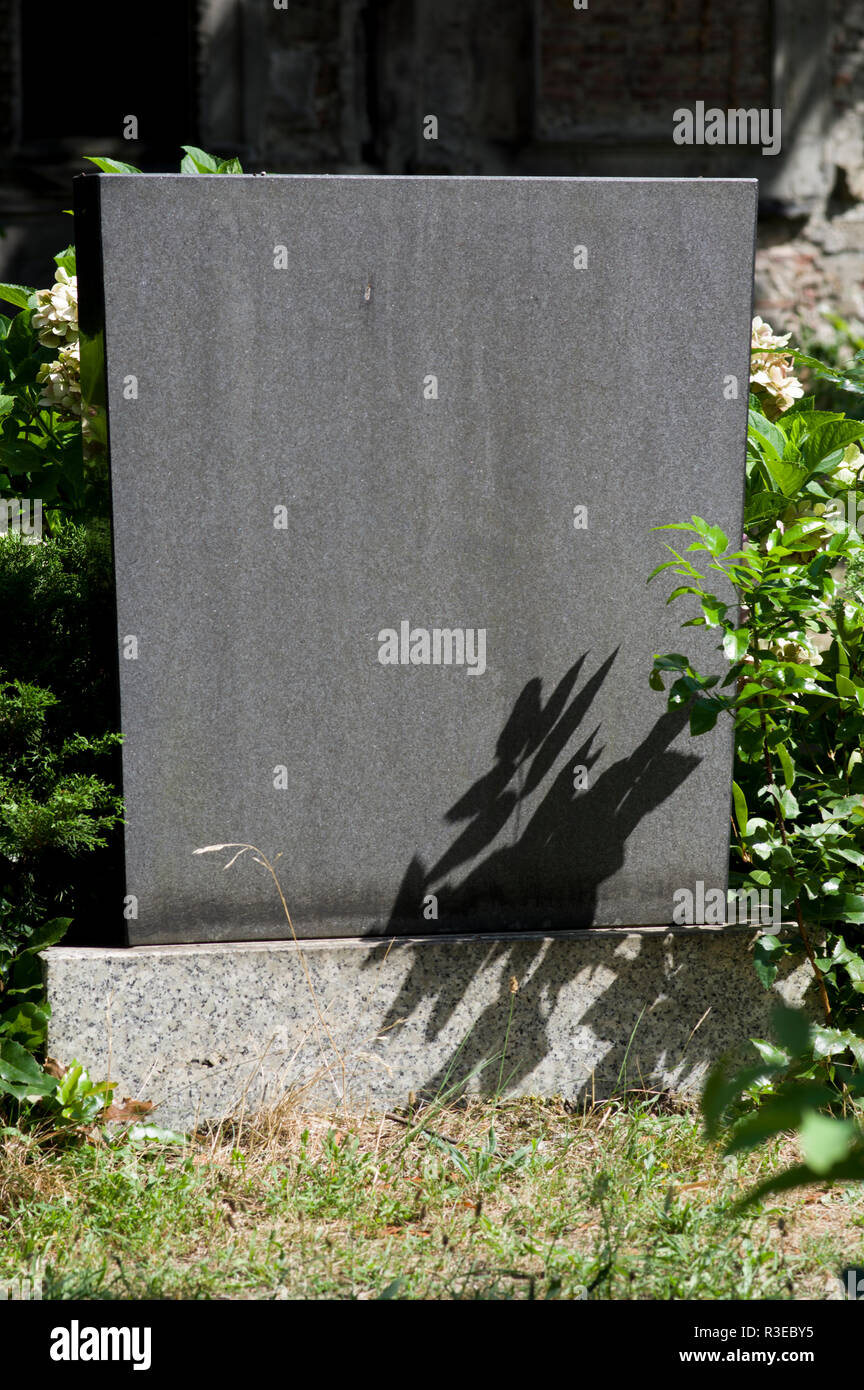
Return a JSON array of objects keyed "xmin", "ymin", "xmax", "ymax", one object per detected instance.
[{"xmin": 1, "ymin": 1094, "xmax": 862, "ymax": 1300}]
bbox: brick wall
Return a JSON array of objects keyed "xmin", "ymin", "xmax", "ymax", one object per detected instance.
[{"xmin": 536, "ymin": 0, "xmax": 773, "ymax": 140}]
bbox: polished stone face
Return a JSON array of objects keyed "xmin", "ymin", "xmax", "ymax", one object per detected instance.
[{"xmin": 76, "ymin": 173, "xmax": 756, "ymax": 945}]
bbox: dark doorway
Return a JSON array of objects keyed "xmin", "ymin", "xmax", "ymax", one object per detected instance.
[{"xmin": 19, "ymin": 0, "xmax": 199, "ymax": 158}]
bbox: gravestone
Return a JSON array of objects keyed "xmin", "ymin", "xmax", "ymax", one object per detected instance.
[{"xmin": 74, "ymin": 173, "xmax": 756, "ymax": 947}]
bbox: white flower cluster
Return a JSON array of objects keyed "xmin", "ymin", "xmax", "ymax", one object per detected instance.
[
  {"xmin": 32, "ymin": 267, "xmax": 78, "ymax": 349},
  {"xmin": 773, "ymin": 632, "xmax": 825, "ymax": 667},
  {"xmin": 740, "ymin": 626, "xmax": 826, "ymax": 670},
  {"xmin": 750, "ymin": 316, "xmax": 804, "ymax": 418},
  {"xmin": 745, "ymin": 316, "xmax": 863, "ymax": 671},
  {"xmin": 31, "ymin": 267, "xmax": 81, "ymax": 418},
  {"xmin": 833, "ymin": 441, "xmax": 864, "ymax": 486},
  {"xmin": 36, "ymin": 342, "xmax": 81, "ymax": 415}
]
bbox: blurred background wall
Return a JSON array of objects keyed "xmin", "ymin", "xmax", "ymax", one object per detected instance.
[{"xmin": 0, "ymin": 0, "xmax": 861, "ymax": 346}]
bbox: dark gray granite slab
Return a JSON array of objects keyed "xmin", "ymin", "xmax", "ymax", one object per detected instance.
[{"xmin": 75, "ymin": 174, "xmax": 756, "ymax": 945}]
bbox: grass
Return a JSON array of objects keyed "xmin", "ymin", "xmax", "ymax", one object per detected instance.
[{"xmin": 2, "ymin": 1091, "xmax": 863, "ymax": 1300}]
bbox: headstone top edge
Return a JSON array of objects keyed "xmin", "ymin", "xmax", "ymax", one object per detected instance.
[{"xmin": 72, "ymin": 172, "xmax": 759, "ymax": 187}]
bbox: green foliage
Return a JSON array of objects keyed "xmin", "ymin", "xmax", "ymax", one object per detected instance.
[
  {"xmin": 51, "ymin": 1058, "xmax": 115, "ymax": 1124},
  {"xmin": 84, "ymin": 148, "xmax": 244, "ymax": 177},
  {"xmin": 0, "ymin": 916, "xmax": 68, "ymax": 1061},
  {"xmin": 0, "ymin": 246, "xmax": 107, "ymax": 526},
  {"xmin": 0, "ymin": 673, "xmax": 122, "ymax": 856},
  {"xmin": 0, "ymin": 522, "xmax": 116, "ymax": 738},
  {"xmin": 787, "ymin": 345, "xmax": 864, "ymax": 404},
  {"xmin": 0, "ymin": 664, "xmax": 122, "ymax": 954},
  {"xmin": 0, "ymin": 1042, "xmax": 116, "ymax": 1123},
  {"xmin": 704, "ymin": 1004, "xmax": 864, "ymax": 1207},
  {"xmin": 0, "ymin": 145, "xmax": 239, "ymax": 1126},
  {"xmin": 82, "ymin": 156, "xmax": 143, "ymax": 175},
  {"xmin": 0, "ymin": 524, "xmax": 122, "ymax": 1118},
  {"xmin": 429, "ymin": 1125, "xmax": 540, "ymax": 1187},
  {"xmin": 0, "ymin": 147, "xmax": 244, "ymax": 530},
  {"xmin": 0, "ymin": 525, "xmax": 122, "ymax": 982},
  {"xmin": 179, "ymin": 146, "xmax": 244, "ymax": 175},
  {"xmin": 649, "ymin": 396, "xmax": 864, "ymax": 958},
  {"xmin": 650, "ymin": 335, "xmax": 864, "ymax": 1198}
]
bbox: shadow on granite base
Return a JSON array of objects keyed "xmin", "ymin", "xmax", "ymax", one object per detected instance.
[{"xmin": 42, "ymin": 926, "xmax": 814, "ymax": 1132}]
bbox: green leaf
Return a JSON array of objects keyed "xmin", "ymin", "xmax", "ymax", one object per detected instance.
[
  {"xmin": 0, "ymin": 439, "xmax": 48, "ymax": 477},
  {"xmin": 646, "ymin": 559, "xmax": 687, "ymax": 582},
  {"xmin": 763, "ymin": 454, "xmax": 810, "ymax": 498},
  {"xmin": 20, "ymin": 918, "xmax": 71, "ymax": 954},
  {"xmin": 753, "ymin": 934, "xmax": 784, "ymax": 991},
  {"xmin": 0, "ymin": 394, "xmax": 15, "ymax": 418},
  {"xmin": 837, "ymin": 672, "xmax": 861, "ymax": 701},
  {"xmin": 53, "ymin": 1058, "xmax": 114, "ymax": 1121},
  {"xmin": 775, "ymin": 518, "xmax": 831, "ymax": 550},
  {"xmin": 701, "ymin": 1060, "xmax": 787, "ymax": 1141},
  {"xmin": 689, "ymin": 517, "xmax": 728, "ymax": 556},
  {"xmin": 776, "ymin": 787, "xmax": 800, "ymax": 819},
  {"xmin": 731, "ymin": 780, "xmax": 748, "ymax": 836},
  {"xmin": 831, "ymin": 939, "xmax": 864, "ymax": 994},
  {"xmin": 377, "ymin": 1278, "xmax": 407, "ymax": 1300},
  {"xmin": 0, "ymin": 283, "xmax": 36, "ymax": 310},
  {"xmin": 772, "ymin": 1004, "xmax": 811, "ymax": 1057},
  {"xmin": 0, "ymin": 1040, "xmax": 58, "ymax": 1100},
  {"xmin": 689, "ymin": 700, "xmax": 721, "ymax": 735},
  {"xmin": 812, "ymin": 1025, "xmax": 864, "ymax": 1069},
  {"xmin": 801, "ymin": 420, "xmax": 864, "ymax": 472},
  {"xmin": 180, "ymin": 145, "xmax": 219, "ymax": 173},
  {"xmin": 748, "ymin": 410, "xmax": 786, "ymax": 462},
  {"xmin": 835, "ymin": 893, "xmax": 864, "ymax": 925},
  {"xmin": 744, "ymin": 491, "xmax": 792, "ymax": 529},
  {"xmin": 776, "ymin": 742, "xmax": 795, "ymax": 789},
  {"xmin": 750, "ymin": 1035, "xmax": 789, "ymax": 1067},
  {"xmin": 216, "ymin": 157, "xmax": 244, "ymax": 174},
  {"xmin": 700, "ymin": 594, "xmax": 727, "ymax": 626},
  {"xmin": 83, "ymin": 156, "xmax": 141, "ymax": 174},
  {"xmin": 800, "ymin": 1112, "xmax": 857, "ymax": 1175},
  {"xmin": 0, "ymin": 1001, "xmax": 49, "ymax": 1048},
  {"xmin": 725, "ymin": 1083, "xmax": 835, "ymax": 1156},
  {"xmin": 127, "ymin": 1124, "xmax": 187, "ymax": 1144},
  {"xmin": 738, "ymin": 1154, "xmax": 864, "ymax": 1209},
  {"xmin": 53, "ymin": 245, "xmax": 76, "ymax": 276},
  {"xmin": 723, "ymin": 627, "xmax": 750, "ymax": 661},
  {"xmin": 652, "ymin": 653, "xmax": 692, "ymax": 671}
]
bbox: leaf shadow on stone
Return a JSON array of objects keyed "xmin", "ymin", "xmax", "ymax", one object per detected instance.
[{"xmin": 360, "ymin": 650, "xmax": 752, "ymax": 1101}]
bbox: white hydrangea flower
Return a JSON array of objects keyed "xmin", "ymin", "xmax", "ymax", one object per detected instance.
[
  {"xmin": 750, "ymin": 315, "xmax": 804, "ymax": 418},
  {"xmin": 772, "ymin": 633, "xmax": 823, "ymax": 666},
  {"xmin": 36, "ymin": 339, "xmax": 81, "ymax": 417},
  {"xmin": 31, "ymin": 266, "xmax": 79, "ymax": 350},
  {"xmin": 832, "ymin": 442, "xmax": 864, "ymax": 486}
]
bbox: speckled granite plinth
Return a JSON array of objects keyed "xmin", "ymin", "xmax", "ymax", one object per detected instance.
[{"xmin": 43, "ymin": 927, "xmax": 813, "ymax": 1130}]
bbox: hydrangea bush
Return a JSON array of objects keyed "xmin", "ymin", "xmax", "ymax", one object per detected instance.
[
  {"xmin": 32, "ymin": 267, "xmax": 81, "ymax": 419},
  {"xmin": 749, "ymin": 315, "xmax": 805, "ymax": 417},
  {"xmin": 0, "ymin": 147, "xmax": 242, "ymax": 530},
  {"xmin": 650, "ymin": 317, "xmax": 864, "ymax": 1196}
]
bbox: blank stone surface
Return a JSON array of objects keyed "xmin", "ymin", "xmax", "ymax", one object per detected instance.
[{"xmin": 75, "ymin": 174, "xmax": 756, "ymax": 945}]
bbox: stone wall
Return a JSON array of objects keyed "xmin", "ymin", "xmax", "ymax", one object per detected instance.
[
  {"xmin": 1, "ymin": 0, "xmax": 863, "ymax": 341},
  {"xmin": 755, "ymin": 0, "xmax": 864, "ymax": 340}
]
